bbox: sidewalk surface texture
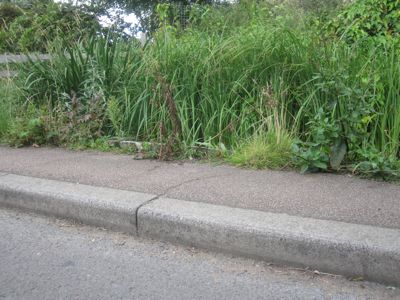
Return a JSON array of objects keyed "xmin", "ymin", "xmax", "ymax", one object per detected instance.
[{"xmin": 0, "ymin": 145, "xmax": 399, "ymax": 229}]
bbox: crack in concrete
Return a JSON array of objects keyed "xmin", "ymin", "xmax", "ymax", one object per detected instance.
[
  {"xmin": 147, "ymin": 165, "xmax": 162, "ymax": 173},
  {"xmin": 135, "ymin": 194, "xmax": 161, "ymax": 235},
  {"xmin": 0, "ymin": 173, "xmax": 8, "ymax": 178},
  {"xmin": 134, "ymin": 174, "xmax": 227, "ymax": 235},
  {"xmin": 159, "ymin": 174, "xmax": 226, "ymax": 197}
]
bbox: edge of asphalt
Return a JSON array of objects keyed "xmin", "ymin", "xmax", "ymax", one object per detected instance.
[{"xmin": 0, "ymin": 172, "xmax": 399, "ymax": 286}]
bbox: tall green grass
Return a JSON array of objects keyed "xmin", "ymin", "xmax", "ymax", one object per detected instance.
[
  {"xmin": 13, "ymin": 2, "xmax": 400, "ymax": 174},
  {"xmin": 0, "ymin": 78, "xmax": 18, "ymax": 139}
]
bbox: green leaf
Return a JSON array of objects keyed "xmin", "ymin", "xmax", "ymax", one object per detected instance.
[
  {"xmin": 314, "ymin": 161, "xmax": 328, "ymax": 170},
  {"xmin": 330, "ymin": 140, "xmax": 347, "ymax": 170},
  {"xmin": 300, "ymin": 164, "xmax": 309, "ymax": 174}
]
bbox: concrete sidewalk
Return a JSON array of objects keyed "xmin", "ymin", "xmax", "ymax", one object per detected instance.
[
  {"xmin": 1, "ymin": 145, "xmax": 400, "ymax": 285},
  {"xmin": 0, "ymin": 146, "xmax": 399, "ymax": 229}
]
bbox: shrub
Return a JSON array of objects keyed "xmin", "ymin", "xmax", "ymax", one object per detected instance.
[
  {"xmin": 7, "ymin": 117, "xmax": 46, "ymax": 147},
  {"xmin": 327, "ymin": 0, "xmax": 400, "ymax": 44},
  {"xmin": 0, "ymin": 1, "xmax": 101, "ymax": 53},
  {"xmin": 0, "ymin": 2, "xmax": 23, "ymax": 29}
]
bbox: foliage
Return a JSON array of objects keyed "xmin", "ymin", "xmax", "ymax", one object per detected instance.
[
  {"xmin": 6, "ymin": 117, "xmax": 46, "ymax": 147},
  {"xmin": 292, "ymin": 109, "xmax": 341, "ymax": 173},
  {"xmin": 353, "ymin": 146, "xmax": 400, "ymax": 179},
  {"xmin": 0, "ymin": 0, "xmax": 101, "ymax": 53},
  {"xmin": 105, "ymin": 0, "xmax": 217, "ymax": 33},
  {"xmin": 0, "ymin": 2, "xmax": 23, "ymax": 28},
  {"xmin": 229, "ymin": 130, "xmax": 293, "ymax": 170},
  {"xmin": 0, "ymin": 78, "xmax": 18, "ymax": 139},
  {"xmin": 4, "ymin": 0, "xmax": 400, "ymax": 179},
  {"xmin": 4, "ymin": 100, "xmax": 47, "ymax": 147},
  {"xmin": 327, "ymin": 0, "xmax": 400, "ymax": 44},
  {"xmin": 288, "ymin": 0, "xmax": 347, "ymax": 13}
]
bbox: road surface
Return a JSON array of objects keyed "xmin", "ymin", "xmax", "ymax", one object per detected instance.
[{"xmin": 0, "ymin": 208, "xmax": 398, "ymax": 300}]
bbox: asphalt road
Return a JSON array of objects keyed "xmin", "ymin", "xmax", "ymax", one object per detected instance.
[
  {"xmin": 0, "ymin": 208, "xmax": 398, "ymax": 300},
  {"xmin": 0, "ymin": 146, "xmax": 399, "ymax": 229}
]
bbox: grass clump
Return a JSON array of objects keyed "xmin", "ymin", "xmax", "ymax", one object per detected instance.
[
  {"xmin": 229, "ymin": 130, "xmax": 293, "ymax": 170},
  {"xmin": 0, "ymin": 78, "xmax": 18, "ymax": 140}
]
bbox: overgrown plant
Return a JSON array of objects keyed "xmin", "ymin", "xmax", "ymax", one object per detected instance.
[
  {"xmin": 327, "ymin": 0, "xmax": 400, "ymax": 45},
  {"xmin": 6, "ymin": 0, "xmax": 400, "ymax": 179},
  {"xmin": 0, "ymin": 76, "xmax": 20, "ymax": 140},
  {"xmin": 0, "ymin": 0, "xmax": 101, "ymax": 53}
]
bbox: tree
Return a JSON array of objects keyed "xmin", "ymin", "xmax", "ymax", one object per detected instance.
[
  {"xmin": 105, "ymin": 0, "xmax": 218, "ymax": 33},
  {"xmin": 327, "ymin": 0, "xmax": 400, "ymax": 44}
]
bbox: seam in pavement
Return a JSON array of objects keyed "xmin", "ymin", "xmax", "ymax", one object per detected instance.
[
  {"xmin": 135, "ymin": 174, "xmax": 227, "ymax": 234},
  {"xmin": 135, "ymin": 195, "xmax": 161, "ymax": 234},
  {"xmin": 147, "ymin": 165, "xmax": 162, "ymax": 172},
  {"xmin": 160, "ymin": 174, "xmax": 227, "ymax": 196}
]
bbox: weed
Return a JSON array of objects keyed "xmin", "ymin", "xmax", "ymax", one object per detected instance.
[
  {"xmin": 6, "ymin": 0, "xmax": 400, "ymax": 179},
  {"xmin": 230, "ymin": 130, "xmax": 293, "ymax": 170},
  {"xmin": 0, "ymin": 78, "xmax": 18, "ymax": 139}
]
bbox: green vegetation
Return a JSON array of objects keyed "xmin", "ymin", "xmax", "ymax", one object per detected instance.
[
  {"xmin": 0, "ymin": 0, "xmax": 100, "ymax": 53},
  {"xmin": 327, "ymin": 0, "xmax": 400, "ymax": 45},
  {"xmin": 229, "ymin": 131, "xmax": 293, "ymax": 170},
  {"xmin": 1, "ymin": 0, "xmax": 400, "ymax": 180},
  {"xmin": 105, "ymin": 0, "xmax": 217, "ymax": 33},
  {"xmin": 0, "ymin": 78, "xmax": 18, "ymax": 139}
]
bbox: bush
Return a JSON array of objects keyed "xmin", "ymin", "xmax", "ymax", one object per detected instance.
[
  {"xmin": 0, "ymin": 2, "xmax": 23, "ymax": 28},
  {"xmin": 327, "ymin": 0, "xmax": 400, "ymax": 44},
  {"xmin": 6, "ymin": 116, "xmax": 46, "ymax": 147},
  {"xmin": 0, "ymin": 1, "xmax": 101, "ymax": 53}
]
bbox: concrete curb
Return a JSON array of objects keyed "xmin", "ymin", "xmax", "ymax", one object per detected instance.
[
  {"xmin": 139, "ymin": 198, "xmax": 400, "ymax": 286},
  {"xmin": 0, "ymin": 174, "xmax": 399, "ymax": 286},
  {"xmin": 0, "ymin": 174, "xmax": 155, "ymax": 234}
]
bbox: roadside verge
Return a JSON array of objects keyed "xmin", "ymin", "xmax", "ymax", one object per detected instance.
[{"xmin": 0, "ymin": 173, "xmax": 399, "ymax": 286}]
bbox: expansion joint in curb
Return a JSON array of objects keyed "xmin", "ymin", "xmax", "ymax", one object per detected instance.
[
  {"xmin": 133, "ymin": 175, "xmax": 223, "ymax": 234},
  {"xmin": 135, "ymin": 195, "xmax": 161, "ymax": 235}
]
